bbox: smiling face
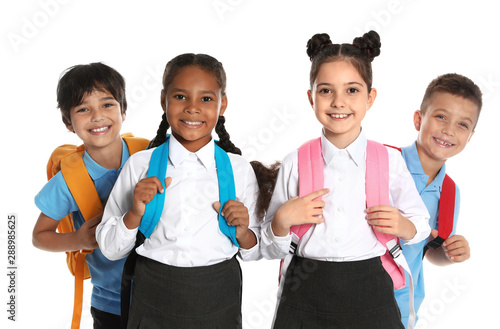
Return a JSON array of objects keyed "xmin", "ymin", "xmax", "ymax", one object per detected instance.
[
  {"xmin": 414, "ymin": 92, "xmax": 478, "ymax": 167},
  {"xmin": 308, "ymin": 60, "xmax": 376, "ymax": 149},
  {"xmin": 161, "ymin": 65, "xmax": 227, "ymax": 152},
  {"xmin": 66, "ymin": 89, "xmax": 125, "ymax": 155}
]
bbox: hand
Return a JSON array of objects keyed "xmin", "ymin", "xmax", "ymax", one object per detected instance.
[
  {"xmin": 430, "ymin": 229, "xmax": 470, "ymax": 263},
  {"xmin": 213, "ymin": 200, "xmax": 256, "ymax": 249},
  {"xmin": 75, "ymin": 213, "xmax": 102, "ymax": 250},
  {"xmin": 124, "ymin": 177, "xmax": 172, "ymax": 229},
  {"xmin": 272, "ymin": 188, "xmax": 329, "ymax": 237},
  {"xmin": 366, "ymin": 205, "xmax": 416, "ymax": 241}
]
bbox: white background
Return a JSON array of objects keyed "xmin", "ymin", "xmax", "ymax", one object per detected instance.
[{"xmin": 1, "ymin": 0, "xmax": 499, "ymax": 328}]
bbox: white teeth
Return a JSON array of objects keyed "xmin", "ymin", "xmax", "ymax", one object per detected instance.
[
  {"xmin": 184, "ymin": 121, "xmax": 203, "ymax": 125},
  {"xmin": 90, "ymin": 126, "xmax": 109, "ymax": 132},
  {"xmin": 330, "ymin": 114, "xmax": 349, "ymax": 119},
  {"xmin": 436, "ymin": 138, "xmax": 452, "ymax": 146}
]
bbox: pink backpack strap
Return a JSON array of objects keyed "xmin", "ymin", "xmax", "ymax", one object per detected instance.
[
  {"xmin": 289, "ymin": 138, "xmax": 324, "ymax": 253},
  {"xmin": 366, "ymin": 140, "xmax": 406, "ymax": 289}
]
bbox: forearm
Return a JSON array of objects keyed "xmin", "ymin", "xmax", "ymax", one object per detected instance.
[{"xmin": 33, "ymin": 230, "xmax": 83, "ymax": 252}]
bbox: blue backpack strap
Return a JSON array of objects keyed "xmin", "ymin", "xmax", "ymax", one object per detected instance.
[
  {"xmin": 214, "ymin": 143, "xmax": 239, "ymax": 246},
  {"xmin": 139, "ymin": 137, "xmax": 239, "ymax": 246},
  {"xmin": 139, "ymin": 138, "xmax": 169, "ymax": 238}
]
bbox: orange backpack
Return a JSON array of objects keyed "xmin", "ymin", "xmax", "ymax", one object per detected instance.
[{"xmin": 46, "ymin": 133, "xmax": 149, "ymax": 329}]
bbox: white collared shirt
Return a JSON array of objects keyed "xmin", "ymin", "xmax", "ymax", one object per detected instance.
[
  {"xmin": 260, "ymin": 130, "xmax": 431, "ymax": 262},
  {"xmin": 97, "ymin": 135, "xmax": 261, "ymax": 266}
]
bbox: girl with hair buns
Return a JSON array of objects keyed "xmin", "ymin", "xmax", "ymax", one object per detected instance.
[
  {"xmin": 97, "ymin": 53, "xmax": 264, "ymax": 328},
  {"xmin": 260, "ymin": 31, "xmax": 430, "ymax": 328}
]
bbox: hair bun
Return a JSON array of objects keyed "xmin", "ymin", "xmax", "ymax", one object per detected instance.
[
  {"xmin": 352, "ymin": 30, "xmax": 381, "ymax": 61},
  {"xmin": 306, "ymin": 33, "xmax": 332, "ymax": 61}
]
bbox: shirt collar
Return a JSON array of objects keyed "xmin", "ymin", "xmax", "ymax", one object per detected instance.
[
  {"xmin": 321, "ymin": 129, "xmax": 366, "ymax": 167},
  {"xmin": 402, "ymin": 141, "xmax": 447, "ymax": 189},
  {"xmin": 168, "ymin": 134, "xmax": 215, "ymax": 169},
  {"xmin": 82, "ymin": 138, "xmax": 129, "ymax": 180}
]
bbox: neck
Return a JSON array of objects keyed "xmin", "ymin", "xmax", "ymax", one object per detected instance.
[
  {"xmin": 85, "ymin": 138, "xmax": 123, "ymax": 170},
  {"xmin": 323, "ymin": 127, "xmax": 361, "ymax": 149},
  {"xmin": 415, "ymin": 143, "xmax": 446, "ymax": 186},
  {"xmin": 172, "ymin": 132, "xmax": 211, "ymax": 153}
]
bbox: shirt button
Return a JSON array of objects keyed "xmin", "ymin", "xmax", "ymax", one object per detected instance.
[
  {"xmin": 337, "ymin": 207, "xmax": 344, "ymax": 213},
  {"xmin": 338, "ymin": 176, "xmax": 344, "ymax": 182}
]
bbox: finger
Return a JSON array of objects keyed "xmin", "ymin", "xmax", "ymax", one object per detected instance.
[
  {"xmin": 430, "ymin": 229, "xmax": 439, "ymax": 239},
  {"xmin": 305, "ymin": 188, "xmax": 330, "ymax": 201},
  {"xmin": 213, "ymin": 201, "xmax": 221, "ymax": 214},
  {"xmin": 164, "ymin": 176, "xmax": 173, "ymax": 189},
  {"xmin": 366, "ymin": 205, "xmax": 393, "ymax": 213},
  {"xmin": 87, "ymin": 214, "xmax": 103, "ymax": 226}
]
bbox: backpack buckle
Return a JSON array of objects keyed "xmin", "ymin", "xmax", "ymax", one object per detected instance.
[
  {"xmin": 289, "ymin": 233, "xmax": 300, "ymax": 254},
  {"xmin": 386, "ymin": 239, "xmax": 402, "ymax": 259},
  {"xmin": 425, "ymin": 236, "xmax": 445, "ymax": 250}
]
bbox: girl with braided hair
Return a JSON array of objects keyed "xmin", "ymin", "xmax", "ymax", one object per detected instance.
[
  {"xmin": 97, "ymin": 53, "xmax": 263, "ymax": 328},
  {"xmin": 260, "ymin": 31, "xmax": 430, "ymax": 328}
]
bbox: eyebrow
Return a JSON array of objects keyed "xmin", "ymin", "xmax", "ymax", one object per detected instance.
[
  {"xmin": 78, "ymin": 96, "xmax": 116, "ymax": 106},
  {"xmin": 170, "ymin": 88, "xmax": 218, "ymax": 96},
  {"xmin": 316, "ymin": 82, "xmax": 364, "ymax": 88}
]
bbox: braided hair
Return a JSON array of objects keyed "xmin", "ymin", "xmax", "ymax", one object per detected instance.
[{"xmin": 307, "ymin": 30, "xmax": 381, "ymax": 92}]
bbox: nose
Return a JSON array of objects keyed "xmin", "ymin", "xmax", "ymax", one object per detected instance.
[
  {"xmin": 441, "ymin": 122, "xmax": 455, "ymax": 136},
  {"xmin": 184, "ymin": 99, "xmax": 201, "ymax": 114},
  {"xmin": 331, "ymin": 94, "xmax": 346, "ymax": 108},
  {"xmin": 91, "ymin": 107, "xmax": 104, "ymax": 122}
]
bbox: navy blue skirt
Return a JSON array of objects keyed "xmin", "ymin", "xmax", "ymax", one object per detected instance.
[
  {"xmin": 273, "ymin": 256, "xmax": 404, "ymax": 329},
  {"xmin": 127, "ymin": 255, "xmax": 242, "ymax": 329}
]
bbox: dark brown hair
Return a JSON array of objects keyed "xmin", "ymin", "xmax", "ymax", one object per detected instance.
[
  {"xmin": 307, "ymin": 31, "xmax": 381, "ymax": 92},
  {"xmin": 57, "ymin": 62, "xmax": 127, "ymax": 126}
]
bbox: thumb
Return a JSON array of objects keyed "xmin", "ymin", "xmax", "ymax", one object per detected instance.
[
  {"xmin": 430, "ymin": 229, "xmax": 439, "ymax": 239},
  {"xmin": 164, "ymin": 177, "xmax": 173, "ymax": 189},
  {"xmin": 213, "ymin": 201, "xmax": 221, "ymax": 214}
]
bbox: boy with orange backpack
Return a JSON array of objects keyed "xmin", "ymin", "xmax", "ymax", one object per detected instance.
[
  {"xmin": 32, "ymin": 62, "xmax": 148, "ymax": 329},
  {"xmin": 394, "ymin": 73, "xmax": 480, "ymax": 327}
]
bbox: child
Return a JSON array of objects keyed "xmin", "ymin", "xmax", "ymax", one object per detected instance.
[
  {"xmin": 96, "ymin": 53, "xmax": 261, "ymax": 328},
  {"xmin": 33, "ymin": 62, "xmax": 147, "ymax": 328},
  {"xmin": 395, "ymin": 73, "xmax": 479, "ymax": 327},
  {"xmin": 260, "ymin": 31, "xmax": 431, "ymax": 328}
]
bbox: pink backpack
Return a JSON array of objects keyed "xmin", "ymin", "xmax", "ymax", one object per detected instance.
[{"xmin": 289, "ymin": 137, "xmax": 416, "ymax": 328}]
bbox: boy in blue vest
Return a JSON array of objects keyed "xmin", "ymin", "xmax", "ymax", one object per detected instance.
[
  {"xmin": 32, "ymin": 62, "xmax": 148, "ymax": 329},
  {"xmin": 395, "ymin": 73, "xmax": 481, "ymax": 327}
]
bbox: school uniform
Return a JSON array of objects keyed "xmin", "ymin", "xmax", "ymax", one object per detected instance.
[
  {"xmin": 395, "ymin": 142, "xmax": 460, "ymax": 328},
  {"xmin": 35, "ymin": 138, "xmax": 131, "ymax": 328},
  {"xmin": 97, "ymin": 135, "xmax": 261, "ymax": 328},
  {"xmin": 261, "ymin": 130, "xmax": 431, "ymax": 328}
]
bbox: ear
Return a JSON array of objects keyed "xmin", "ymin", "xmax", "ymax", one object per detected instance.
[
  {"xmin": 413, "ymin": 110, "xmax": 423, "ymax": 131},
  {"xmin": 219, "ymin": 94, "xmax": 228, "ymax": 117},
  {"xmin": 366, "ymin": 88, "xmax": 377, "ymax": 110},
  {"xmin": 307, "ymin": 90, "xmax": 314, "ymax": 107},
  {"xmin": 121, "ymin": 111, "xmax": 126, "ymax": 122},
  {"xmin": 66, "ymin": 124, "xmax": 75, "ymax": 133},
  {"xmin": 160, "ymin": 89, "xmax": 167, "ymax": 112}
]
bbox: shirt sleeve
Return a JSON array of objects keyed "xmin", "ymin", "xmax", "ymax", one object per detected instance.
[
  {"xmin": 387, "ymin": 148, "xmax": 431, "ymax": 244},
  {"xmin": 34, "ymin": 172, "xmax": 78, "ymax": 220},
  {"xmin": 96, "ymin": 152, "xmax": 148, "ymax": 261},
  {"xmin": 236, "ymin": 159, "xmax": 263, "ymax": 261},
  {"xmin": 260, "ymin": 151, "xmax": 297, "ymax": 260}
]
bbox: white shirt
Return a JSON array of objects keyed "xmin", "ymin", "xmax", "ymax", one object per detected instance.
[
  {"xmin": 260, "ymin": 130, "xmax": 431, "ymax": 262},
  {"xmin": 97, "ymin": 135, "xmax": 261, "ymax": 266}
]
